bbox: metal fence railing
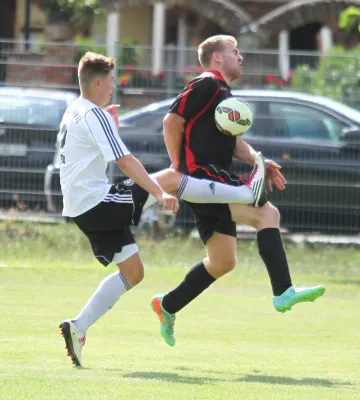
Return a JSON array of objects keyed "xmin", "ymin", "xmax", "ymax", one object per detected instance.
[
  {"xmin": 1, "ymin": 40, "xmax": 360, "ymax": 106},
  {"xmin": 1, "ymin": 40, "xmax": 360, "ymax": 235}
]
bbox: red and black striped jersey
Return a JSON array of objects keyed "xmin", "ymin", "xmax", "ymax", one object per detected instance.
[{"xmin": 169, "ymin": 70, "xmax": 236, "ymax": 177}]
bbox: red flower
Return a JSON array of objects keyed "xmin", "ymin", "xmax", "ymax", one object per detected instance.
[
  {"xmin": 266, "ymin": 74, "xmax": 276, "ymax": 83},
  {"xmin": 276, "ymin": 78, "xmax": 287, "ymax": 87},
  {"xmin": 120, "ymin": 76, "xmax": 129, "ymax": 86}
]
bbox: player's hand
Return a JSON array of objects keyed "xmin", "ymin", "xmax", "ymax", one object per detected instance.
[
  {"xmin": 265, "ymin": 159, "xmax": 287, "ymax": 192},
  {"xmin": 106, "ymin": 104, "xmax": 120, "ymax": 127},
  {"xmin": 156, "ymin": 192, "xmax": 179, "ymax": 214}
]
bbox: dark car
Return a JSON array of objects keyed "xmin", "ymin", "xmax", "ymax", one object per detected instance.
[
  {"xmin": 0, "ymin": 87, "xmax": 78, "ymax": 210},
  {"xmin": 45, "ymin": 90, "xmax": 360, "ymax": 233}
]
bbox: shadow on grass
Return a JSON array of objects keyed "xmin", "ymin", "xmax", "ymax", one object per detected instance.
[
  {"xmin": 120, "ymin": 371, "xmax": 351, "ymax": 388},
  {"xmin": 237, "ymin": 374, "xmax": 351, "ymax": 387},
  {"xmin": 123, "ymin": 371, "xmax": 218, "ymax": 385}
]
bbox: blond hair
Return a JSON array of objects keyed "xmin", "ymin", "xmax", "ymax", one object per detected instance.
[
  {"xmin": 78, "ymin": 51, "xmax": 115, "ymax": 89},
  {"xmin": 198, "ymin": 35, "xmax": 237, "ymax": 68}
]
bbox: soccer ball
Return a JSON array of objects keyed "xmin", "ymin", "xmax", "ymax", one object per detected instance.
[{"xmin": 215, "ymin": 97, "xmax": 253, "ymax": 136}]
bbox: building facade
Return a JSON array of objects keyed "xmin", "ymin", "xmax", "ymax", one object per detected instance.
[
  {"xmin": 97, "ymin": 0, "xmax": 356, "ymax": 76},
  {"xmin": 1, "ymin": 0, "xmax": 358, "ymax": 85}
]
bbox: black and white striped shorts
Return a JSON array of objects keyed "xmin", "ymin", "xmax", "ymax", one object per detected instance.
[{"xmin": 73, "ymin": 179, "xmax": 149, "ymax": 266}]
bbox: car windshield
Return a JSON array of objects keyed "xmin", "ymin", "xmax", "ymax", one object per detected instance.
[
  {"xmin": 0, "ymin": 95, "xmax": 66, "ymax": 128},
  {"xmin": 119, "ymin": 101, "xmax": 172, "ymax": 126}
]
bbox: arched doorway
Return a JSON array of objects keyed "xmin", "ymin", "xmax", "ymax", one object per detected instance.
[
  {"xmin": 0, "ymin": 0, "xmax": 15, "ymax": 39},
  {"xmin": 290, "ymin": 22, "xmax": 322, "ymax": 68},
  {"xmin": 0, "ymin": 0, "xmax": 16, "ymax": 83}
]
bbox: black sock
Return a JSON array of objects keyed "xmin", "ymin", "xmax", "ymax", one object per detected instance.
[
  {"xmin": 257, "ymin": 228, "xmax": 292, "ymax": 296},
  {"xmin": 162, "ymin": 261, "xmax": 216, "ymax": 314}
]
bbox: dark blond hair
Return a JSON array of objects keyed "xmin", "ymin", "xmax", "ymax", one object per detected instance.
[
  {"xmin": 78, "ymin": 51, "xmax": 115, "ymax": 89},
  {"xmin": 198, "ymin": 35, "xmax": 238, "ymax": 68}
]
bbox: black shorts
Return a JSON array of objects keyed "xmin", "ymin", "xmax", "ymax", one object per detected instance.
[
  {"xmin": 185, "ymin": 166, "xmax": 245, "ymax": 244},
  {"xmin": 73, "ymin": 179, "xmax": 149, "ymax": 267}
]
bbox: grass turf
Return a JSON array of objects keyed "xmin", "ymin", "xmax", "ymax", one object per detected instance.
[{"xmin": 0, "ymin": 222, "xmax": 359, "ymax": 400}]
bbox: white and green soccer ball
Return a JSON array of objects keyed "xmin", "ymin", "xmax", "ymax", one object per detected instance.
[{"xmin": 215, "ymin": 97, "xmax": 253, "ymax": 136}]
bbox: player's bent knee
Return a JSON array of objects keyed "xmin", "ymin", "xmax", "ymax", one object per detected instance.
[
  {"xmin": 208, "ymin": 256, "xmax": 237, "ymax": 275},
  {"xmin": 222, "ymin": 258, "xmax": 237, "ymax": 273},
  {"xmin": 131, "ymin": 270, "xmax": 144, "ymax": 286},
  {"xmin": 265, "ymin": 203, "xmax": 280, "ymax": 224},
  {"xmin": 116, "ymin": 252, "xmax": 145, "ymax": 287},
  {"xmin": 120, "ymin": 267, "xmax": 144, "ymax": 287},
  {"xmin": 258, "ymin": 202, "xmax": 280, "ymax": 228}
]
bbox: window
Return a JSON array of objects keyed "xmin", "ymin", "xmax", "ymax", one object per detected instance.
[
  {"xmin": 237, "ymin": 101, "xmax": 258, "ymax": 136},
  {"xmin": 238, "ymin": 100, "xmax": 283, "ymax": 138},
  {"xmin": 0, "ymin": 96, "xmax": 66, "ymax": 128},
  {"xmin": 268, "ymin": 102, "xmax": 348, "ymax": 142}
]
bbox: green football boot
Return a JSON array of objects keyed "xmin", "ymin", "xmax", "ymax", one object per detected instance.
[
  {"xmin": 274, "ymin": 285, "xmax": 326, "ymax": 313},
  {"xmin": 150, "ymin": 295, "xmax": 176, "ymax": 346}
]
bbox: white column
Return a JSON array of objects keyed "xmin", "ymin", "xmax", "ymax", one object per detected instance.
[
  {"xmin": 106, "ymin": 8, "xmax": 120, "ymax": 58},
  {"xmin": 320, "ymin": 26, "xmax": 333, "ymax": 55},
  {"xmin": 152, "ymin": 2, "xmax": 166, "ymax": 75},
  {"xmin": 279, "ymin": 30, "xmax": 289, "ymax": 81},
  {"xmin": 177, "ymin": 16, "xmax": 187, "ymax": 75}
]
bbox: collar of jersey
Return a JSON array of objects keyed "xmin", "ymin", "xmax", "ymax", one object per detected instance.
[{"xmin": 206, "ymin": 69, "xmax": 227, "ymax": 84}]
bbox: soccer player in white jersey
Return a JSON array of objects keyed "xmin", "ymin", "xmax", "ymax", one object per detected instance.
[{"xmin": 58, "ymin": 52, "xmax": 266, "ymax": 368}]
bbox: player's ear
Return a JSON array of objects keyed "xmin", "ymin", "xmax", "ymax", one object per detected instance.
[
  {"xmin": 94, "ymin": 77, "xmax": 101, "ymax": 89},
  {"xmin": 213, "ymin": 51, "xmax": 222, "ymax": 63}
]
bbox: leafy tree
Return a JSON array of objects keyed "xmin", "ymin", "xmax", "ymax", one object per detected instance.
[
  {"xmin": 338, "ymin": 6, "xmax": 360, "ymax": 33},
  {"xmin": 291, "ymin": 45, "xmax": 360, "ymax": 105},
  {"xmin": 39, "ymin": 0, "xmax": 101, "ymax": 34},
  {"xmin": 289, "ymin": 7, "xmax": 360, "ymax": 107}
]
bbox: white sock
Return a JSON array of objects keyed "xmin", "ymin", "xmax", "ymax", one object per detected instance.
[
  {"xmin": 73, "ymin": 271, "xmax": 131, "ymax": 334},
  {"xmin": 177, "ymin": 175, "xmax": 254, "ymax": 204}
]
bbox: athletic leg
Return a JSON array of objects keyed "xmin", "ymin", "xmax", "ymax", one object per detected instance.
[
  {"xmin": 60, "ymin": 183, "xmax": 147, "ymax": 367},
  {"xmin": 144, "ymin": 158, "xmax": 267, "ymax": 209},
  {"xmin": 162, "ymin": 232, "xmax": 236, "ymax": 313},
  {"xmin": 151, "ymin": 200, "xmax": 238, "ymax": 346},
  {"xmin": 229, "ymin": 202, "xmax": 325, "ymax": 311},
  {"xmin": 72, "ymin": 250, "xmax": 143, "ymax": 335}
]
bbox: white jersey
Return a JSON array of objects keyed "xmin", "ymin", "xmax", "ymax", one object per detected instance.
[{"xmin": 59, "ymin": 96, "xmax": 130, "ymax": 217}]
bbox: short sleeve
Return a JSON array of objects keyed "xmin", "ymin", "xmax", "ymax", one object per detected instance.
[
  {"xmin": 169, "ymin": 77, "xmax": 219, "ymax": 121},
  {"xmin": 85, "ymin": 108, "xmax": 130, "ymax": 162}
]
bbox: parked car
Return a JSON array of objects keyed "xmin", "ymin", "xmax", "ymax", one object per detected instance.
[
  {"xmin": 45, "ymin": 90, "xmax": 360, "ymax": 233},
  {"xmin": 0, "ymin": 86, "xmax": 78, "ymax": 210}
]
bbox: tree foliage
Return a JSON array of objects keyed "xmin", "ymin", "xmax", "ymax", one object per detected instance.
[
  {"xmin": 39, "ymin": 0, "xmax": 101, "ymax": 32},
  {"xmin": 338, "ymin": 5, "xmax": 360, "ymax": 33},
  {"xmin": 291, "ymin": 45, "xmax": 360, "ymax": 106},
  {"xmin": 290, "ymin": 7, "xmax": 360, "ymax": 107}
]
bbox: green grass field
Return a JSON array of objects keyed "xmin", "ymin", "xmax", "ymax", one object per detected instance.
[{"xmin": 1, "ymin": 222, "xmax": 359, "ymax": 400}]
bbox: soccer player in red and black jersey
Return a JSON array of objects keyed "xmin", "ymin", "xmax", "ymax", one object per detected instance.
[{"xmin": 150, "ymin": 35, "xmax": 326, "ymax": 347}]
